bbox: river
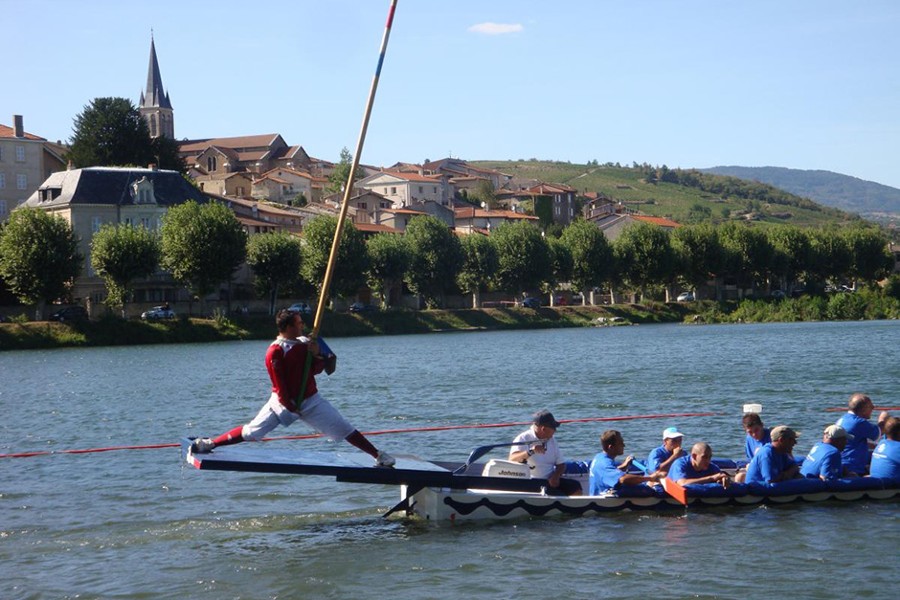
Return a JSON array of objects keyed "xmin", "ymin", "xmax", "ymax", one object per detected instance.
[{"xmin": 1, "ymin": 320, "xmax": 898, "ymax": 599}]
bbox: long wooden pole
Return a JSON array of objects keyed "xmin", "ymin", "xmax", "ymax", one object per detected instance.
[{"xmin": 311, "ymin": 0, "xmax": 398, "ymax": 338}]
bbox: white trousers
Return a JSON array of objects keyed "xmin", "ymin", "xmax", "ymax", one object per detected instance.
[{"xmin": 242, "ymin": 392, "xmax": 355, "ymax": 442}]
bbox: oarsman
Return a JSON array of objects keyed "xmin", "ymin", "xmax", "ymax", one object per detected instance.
[
  {"xmin": 190, "ymin": 309, "xmax": 395, "ymax": 467},
  {"xmin": 589, "ymin": 430, "xmax": 663, "ymax": 495},
  {"xmin": 744, "ymin": 425, "xmax": 801, "ymax": 485},
  {"xmin": 667, "ymin": 442, "xmax": 729, "ymax": 487},
  {"xmin": 646, "ymin": 426, "xmax": 685, "ymax": 474},
  {"xmin": 509, "ymin": 410, "xmax": 582, "ymax": 496},
  {"xmin": 800, "ymin": 425, "xmax": 857, "ymax": 480},
  {"xmin": 836, "ymin": 393, "xmax": 890, "ymax": 474},
  {"xmin": 869, "ymin": 416, "xmax": 900, "ymax": 479}
]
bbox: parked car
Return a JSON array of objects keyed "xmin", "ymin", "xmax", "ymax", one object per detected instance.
[
  {"xmin": 288, "ymin": 301, "xmax": 312, "ymax": 314},
  {"xmin": 522, "ymin": 297, "xmax": 541, "ymax": 309},
  {"xmin": 676, "ymin": 291, "xmax": 695, "ymax": 302},
  {"xmin": 770, "ymin": 289, "xmax": 786, "ymax": 300},
  {"xmin": 49, "ymin": 306, "xmax": 88, "ymax": 322},
  {"xmin": 141, "ymin": 305, "xmax": 176, "ymax": 320},
  {"xmin": 349, "ymin": 302, "xmax": 376, "ymax": 313}
]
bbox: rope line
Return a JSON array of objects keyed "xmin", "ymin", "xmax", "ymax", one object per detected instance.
[{"xmin": 0, "ymin": 411, "xmax": 719, "ymax": 459}]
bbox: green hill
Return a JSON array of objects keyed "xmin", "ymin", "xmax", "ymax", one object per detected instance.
[
  {"xmin": 473, "ymin": 160, "xmax": 863, "ymax": 229},
  {"xmin": 702, "ymin": 166, "xmax": 900, "ymax": 224}
]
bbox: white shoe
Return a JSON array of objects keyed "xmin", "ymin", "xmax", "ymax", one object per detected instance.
[
  {"xmin": 376, "ymin": 450, "xmax": 395, "ymax": 467},
  {"xmin": 191, "ymin": 438, "xmax": 216, "ymax": 453}
]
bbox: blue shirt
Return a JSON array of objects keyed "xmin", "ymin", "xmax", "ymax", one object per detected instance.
[
  {"xmin": 745, "ymin": 444, "xmax": 794, "ymax": 485},
  {"xmin": 745, "ymin": 429, "xmax": 771, "ymax": 462},
  {"xmin": 646, "ymin": 445, "xmax": 672, "ymax": 472},
  {"xmin": 799, "ymin": 442, "xmax": 842, "ymax": 480},
  {"xmin": 667, "ymin": 455, "xmax": 721, "ymax": 483},
  {"xmin": 869, "ymin": 439, "xmax": 900, "ymax": 479},
  {"xmin": 589, "ymin": 453, "xmax": 624, "ymax": 495},
  {"xmin": 836, "ymin": 413, "xmax": 881, "ymax": 473}
]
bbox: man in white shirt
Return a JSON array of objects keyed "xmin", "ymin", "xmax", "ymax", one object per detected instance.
[{"xmin": 509, "ymin": 410, "xmax": 582, "ymax": 496}]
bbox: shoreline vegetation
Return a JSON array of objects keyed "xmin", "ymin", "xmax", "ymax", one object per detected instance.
[{"xmin": 2, "ymin": 289, "xmax": 898, "ymax": 351}]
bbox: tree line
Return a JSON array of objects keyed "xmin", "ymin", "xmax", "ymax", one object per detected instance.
[{"xmin": 1, "ymin": 203, "xmax": 894, "ymax": 319}]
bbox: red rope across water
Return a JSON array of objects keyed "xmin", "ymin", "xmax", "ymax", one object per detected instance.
[{"xmin": 0, "ymin": 411, "xmax": 720, "ymax": 459}]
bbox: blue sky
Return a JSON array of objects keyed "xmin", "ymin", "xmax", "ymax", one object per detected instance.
[{"xmin": 4, "ymin": 0, "xmax": 899, "ymax": 188}]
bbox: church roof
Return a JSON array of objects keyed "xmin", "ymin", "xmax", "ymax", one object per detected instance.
[{"xmin": 140, "ymin": 36, "xmax": 172, "ymax": 110}]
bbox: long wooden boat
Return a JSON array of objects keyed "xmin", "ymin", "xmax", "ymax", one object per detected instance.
[{"xmin": 181, "ymin": 439, "xmax": 899, "ymax": 521}]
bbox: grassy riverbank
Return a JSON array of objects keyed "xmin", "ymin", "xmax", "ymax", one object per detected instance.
[
  {"xmin": 0, "ymin": 303, "xmax": 687, "ymax": 351},
  {"xmin": 2, "ymin": 292, "xmax": 897, "ymax": 351}
]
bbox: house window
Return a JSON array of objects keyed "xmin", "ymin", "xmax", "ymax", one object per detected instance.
[
  {"xmin": 141, "ymin": 218, "xmax": 151, "ymax": 229},
  {"xmin": 92, "ymin": 217, "xmax": 103, "ymax": 233},
  {"xmin": 207, "ymin": 156, "xmax": 217, "ymax": 172},
  {"xmin": 433, "ymin": 186, "xmax": 437, "ymax": 193},
  {"xmin": 359, "ymin": 202, "xmax": 367, "ymax": 209},
  {"xmin": 418, "ymin": 186, "xmax": 423, "ymax": 193},
  {"xmin": 0, "ymin": 147, "xmax": 3, "ymax": 161},
  {"xmin": 16, "ymin": 146, "xmax": 26, "ymax": 162},
  {"xmin": 384, "ymin": 187, "xmax": 388, "ymax": 194},
  {"xmin": 390, "ymin": 187, "xmax": 396, "ymax": 194},
  {"xmin": 0, "ymin": 173, "xmax": 5, "ymax": 188},
  {"xmin": 17, "ymin": 174, "xmax": 27, "ymax": 189},
  {"xmin": 0, "ymin": 200, "xmax": 6, "ymax": 217},
  {"xmin": 236, "ymin": 186, "xmax": 245, "ymax": 196}
]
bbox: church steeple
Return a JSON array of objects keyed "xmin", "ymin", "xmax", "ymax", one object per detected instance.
[{"xmin": 139, "ymin": 32, "xmax": 174, "ymax": 139}]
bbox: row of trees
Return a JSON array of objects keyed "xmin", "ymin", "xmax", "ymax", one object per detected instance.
[{"xmin": 0, "ymin": 204, "xmax": 894, "ymax": 318}]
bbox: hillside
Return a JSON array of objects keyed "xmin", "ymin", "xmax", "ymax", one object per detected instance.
[
  {"xmin": 702, "ymin": 166, "xmax": 900, "ymax": 225},
  {"xmin": 472, "ymin": 160, "xmax": 862, "ymax": 229}
]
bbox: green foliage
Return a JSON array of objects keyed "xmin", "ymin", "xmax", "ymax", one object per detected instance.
[
  {"xmin": 842, "ymin": 226, "xmax": 894, "ymax": 284},
  {"xmin": 0, "ymin": 208, "xmax": 82, "ymax": 316},
  {"xmin": 491, "ymin": 220, "xmax": 552, "ymax": 296},
  {"xmin": 246, "ymin": 231, "xmax": 303, "ymax": 314},
  {"xmin": 67, "ymin": 97, "xmax": 182, "ymax": 169},
  {"xmin": 326, "ymin": 147, "xmax": 362, "ymax": 195},
  {"xmin": 457, "ymin": 233, "xmax": 498, "ymax": 304},
  {"xmin": 806, "ymin": 228, "xmax": 851, "ymax": 284},
  {"xmin": 560, "ymin": 219, "xmax": 613, "ymax": 298},
  {"xmin": 404, "ymin": 215, "xmax": 463, "ymax": 307},
  {"xmin": 160, "ymin": 201, "xmax": 248, "ymax": 299},
  {"xmin": 767, "ymin": 226, "xmax": 811, "ymax": 288},
  {"xmin": 366, "ymin": 233, "xmax": 411, "ymax": 308},
  {"xmin": 532, "ymin": 196, "xmax": 553, "ymax": 228},
  {"xmin": 90, "ymin": 223, "xmax": 161, "ymax": 315},
  {"xmin": 546, "ymin": 237, "xmax": 573, "ymax": 292},
  {"xmin": 300, "ymin": 216, "xmax": 369, "ymax": 301},
  {"xmin": 672, "ymin": 223, "xmax": 722, "ymax": 295},
  {"xmin": 614, "ymin": 222, "xmax": 677, "ymax": 297},
  {"xmin": 468, "ymin": 180, "xmax": 498, "ymax": 209},
  {"xmin": 718, "ymin": 222, "xmax": 772, "ymax": 289},
  {"xmin": 884, "ymin": 275, "xmax": 900, "ymax": 300}
]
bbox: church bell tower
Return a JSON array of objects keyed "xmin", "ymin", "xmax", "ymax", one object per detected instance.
[{"xmin": 139, "ymin": 33, "xmax": 174, "ymax": 139}]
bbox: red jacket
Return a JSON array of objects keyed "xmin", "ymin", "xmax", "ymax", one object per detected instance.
[{"xmin": 265, "ymin": 337, "xmax": 325, "ymax": 411}]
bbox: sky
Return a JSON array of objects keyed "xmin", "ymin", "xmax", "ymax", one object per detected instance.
[{"xmin": 4, "ymin": 0, "xmax": 899, "ymax": 188}]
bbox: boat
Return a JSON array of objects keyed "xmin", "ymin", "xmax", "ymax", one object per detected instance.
[{"xmin": 181, "ymin": 439, "xmax": 900, "ymax": 522}]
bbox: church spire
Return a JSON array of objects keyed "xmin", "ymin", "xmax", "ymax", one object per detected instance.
[{"xmin": 139, "ymin": 32, "xmax": 174, "ymax": 139}]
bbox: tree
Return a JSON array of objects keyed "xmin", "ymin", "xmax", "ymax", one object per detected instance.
[
  {"xmin": 545, "ymin": 237, "xmax": 573, "ymax": 304},
  {"xmin": 366, "ymin": 233, "xmax": 410, "ymax": 308},
  {"xmin": 718, "ymin": 222, "xmax": 773, "ymax": 297},
  {"xmin": 90, "ymin": 223, "xmax": 161, "ymax": 317},
  {"xmin": 246, "ymin": 231, "xmax": 303, "ymax": 315},
  {"xmin": 326, "ymin": 147, "xmax": 362, "ymax": 195},
  {"xmin": 457, "ymin": 234, "xmax": 498, "ymax": 308},
  {"xmin": 491, "ymin": 220, "xmax": 552, "ymax": 298},
  {"xmin": 614, "ymin": 222, "xmax": 678, "ymax": 301},
  {"xmin": 300, "ymin": 216, "xmax": 369, "ymax": 303},
  {"xmin": 468, "ymin": 179, "xmax": 498, "ymax": 209},
  {"xmin": 672, "ymin": 224, "xmax": 723, "ymax": 300},
  {"xmin": 806, "ymin": 228, "xmax": 851, "ymax": 287},
  {"xmin": 67, "ymin": 97, "xmax": 182, "ymax": 169},
  {"xmin": 560, "ymin": 219, "xmax": 613, "ymax": 305},
  {"xmin": 767, "ymin": 226, "xmax": 811, "ymax": 293},
  {"xmin": 0, "ymin": 208, "xmax": 82, "ymax": 319},
  {"xmin": 843, "ymin": 226, "xmax": 894, "ymax": 286},
  {"xmin": 404, "ymin": 215, "xmax": 463, "ymax": 308},
  {"xmin": 160, "ymin": 201, "xmax": 247, "ymax": 314}
]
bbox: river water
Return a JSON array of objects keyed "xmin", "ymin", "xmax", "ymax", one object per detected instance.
[{"xmin": 1, "ymin": 321, "xmax": 898, "ymax": 599}]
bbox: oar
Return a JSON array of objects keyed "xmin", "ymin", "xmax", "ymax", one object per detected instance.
[
  {"xmin": 632, "ymin": 458, "xmax": 688, "ymax": 506},
  {"xmin": 452, "ymin": 441, "xmax": 530, "ymax": 474}
]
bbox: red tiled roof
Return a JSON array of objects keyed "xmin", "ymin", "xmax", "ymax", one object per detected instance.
[
  {"xmin": 632, "ymin": 215, "xmax": 682, "ymax": 228},
  {"xmin": 179, "ymin": 134, "xmax": 281, "ymax": 152},
  {"xmin": 454, "ymin": 207, "xmax": 538, "ymax": 220},
  {"xmin": 355, "ymin": 222, "xmax": 401, "ymax": 234},
  {"xmin": 382, "ymin": 170, "xmax": 443, "ymax": 183},
  {"xmin": 0, "ymin": 124, "xmax": 46, "ymax": 140}
]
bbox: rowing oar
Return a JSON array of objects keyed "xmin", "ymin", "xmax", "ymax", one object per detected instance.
[
  {"xmin": 632, "ymin": 458, "xmax": 688, "ymax": 506},
  {"xmin": 296, "ymin": 0, "xmax": 399, "ymax": 408}
]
